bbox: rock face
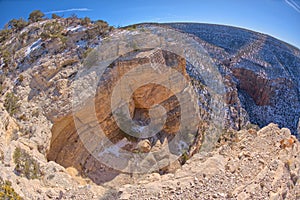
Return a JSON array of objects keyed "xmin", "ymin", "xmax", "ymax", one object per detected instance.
[
  {"xmin": 47, "ymin": 48, "xmax": 201, "ymax": 183},
  {"xmin": 0, "ymin": 18, "xmax": 300, "ymax": 199},
  {"xmin": 165, "ymin": 23, "xmax": 300, "ymax": 136}
]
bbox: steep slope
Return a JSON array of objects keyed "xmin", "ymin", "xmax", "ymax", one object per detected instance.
[{"xmin": 163, "ymin": 23, "xmax": 300, "ymax": 136}]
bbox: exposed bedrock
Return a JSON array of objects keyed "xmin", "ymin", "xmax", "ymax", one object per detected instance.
[
  {"xmin": 166, "ymin": 23, "xmax": 300, "ymax": 136},
  {"xmin": 47, "ymin": 49, "xmax": 203, "ymax": 184}
]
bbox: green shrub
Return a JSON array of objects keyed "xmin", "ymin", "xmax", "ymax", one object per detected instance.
[
  {"xmin": 94, "ymin": 20, "xmax": 109, "ymax": 29},
  {"xmin": 13, "ymin": 147, "xmax": 41, "ymax": 179},
  {"xmin": 18, "ymin": 75, "xmax": 24, "ymax": 82},
  {"xmin": 41, "ymin": 21, "xmax": 67, "ymax": 48},
  {"xmin": 44, "ymin": 21, "xmax": 63, "ymax": 35},
  {"xmin": 0, "ymin": 29, "xmax": 12, "ymax": 43},
  {"xmin": 0, "ymin": 178, "xmax": 22, "ymax": 200},
  {"xmin": 1, "ymin": 50, "xmax": 11, "ymax": 66},
  {"xmin": 124, "ymin": 24, "xmax": 137, "ymax": 31},
  {"xmin": 85, "ymin": 20, "xmax": 112, "ymax": 40},
  {"xmin": 179, "ymin": 151, "xmax": 189, "ymax": 165},
  {"xmin": 94, "ymin": 20, "xmax": 111, "ymax": 34},
  {"xmin": 8, "ymin": 18, "xmax": 28, "ymax": 32},
  {"xmin": 28, "ymin": 10, "xmax": 45, "ymax": 23},
  {"xmin": 85, "ymin": 28, "xmax": 98, "ymax": 40},
  {"xmin": 51, "ymin": 13, "xmax": 61, "ymax": 19},
  {"xmin": 41, "ymin": 21, "xmax": 64, "ymax": 40},
  {"xmin": 81, "ymin": 17, "xmax": 91, "ymax": 26},
  {"xmin": 4, "ymin": 92, "xmax": 20, "ymax": 116},
  {"xmin": 40, "ymin": 32, "xmax": 50, "ymax": 40}
]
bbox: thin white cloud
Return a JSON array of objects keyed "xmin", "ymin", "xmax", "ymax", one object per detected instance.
[
  {"xmin": 285, "ymin": 0, "xmax": 300, "ymax": 13},
  {"xmin": 45, "ymin": 8, "xmax": 92, "ymax": 14}
]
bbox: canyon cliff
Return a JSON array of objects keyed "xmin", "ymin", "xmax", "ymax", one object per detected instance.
[{"xmin": 0, "ymin": 17, "xmax": 299, "ymax": 199}]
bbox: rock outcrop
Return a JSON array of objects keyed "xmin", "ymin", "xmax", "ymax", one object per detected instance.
[
  {"xmin": 47, "ymin": 48, "xmax": 201, "ymax": 183},
  {"xmin": 0, "ymin": 18, "xmax": 299, "ymax": 199}
]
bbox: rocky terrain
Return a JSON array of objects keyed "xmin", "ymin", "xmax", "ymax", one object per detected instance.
[
  {"xmin": 165, "ymin": 23, "xmax": 300, "ymax": 135},
  {"xmin": 117, "ymin": 124, "xmax": 300, "ymax": 200},
  {"xmin": 0, "ymin": 14, "xmax": 299, "ymax": 199}
]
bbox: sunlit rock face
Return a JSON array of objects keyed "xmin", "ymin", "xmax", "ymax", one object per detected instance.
[
  {"xmin": 47, "ymin": 49, "xmax": 202, "ymax": 183},
  {"xmin": 165, "ymin": 23, "xmax": 300, "ymax": 137}
]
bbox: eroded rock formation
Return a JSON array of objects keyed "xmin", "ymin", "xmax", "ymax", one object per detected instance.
[
  {"xmin": 47, "ymin": 48, "xmax": 202, "ymax": 183},
  {"xmin": 0, "ymin": 18, "xmax": 300, "ymax": 199}
]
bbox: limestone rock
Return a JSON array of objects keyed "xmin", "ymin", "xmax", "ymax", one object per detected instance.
[
  {"xmin": 116, "ymin": 123, "xmax": 300, "ymax": 199},
  {"xmin": 0, "ymin": 18, "xmax": 300, "ymax": 199},
  {"xmin": 137, "ymin": 139, "xmax": 151, "ymax": 153},
  {"xmin": 46, "ymin": 48, "xmax": 199, "ymax": 182}
]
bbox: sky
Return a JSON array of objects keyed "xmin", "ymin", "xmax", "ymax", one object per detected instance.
[{"xmin": 0, "ymin": 0, "xmax": 300, "ymax": 49}]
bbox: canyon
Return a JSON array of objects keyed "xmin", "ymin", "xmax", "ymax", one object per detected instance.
[{"xmin": 0, "ymin": 17, "xmax": 299, "ymax": 199}]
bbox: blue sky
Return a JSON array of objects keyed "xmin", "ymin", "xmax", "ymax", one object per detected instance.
[{"xmin": 0, "ymin": 0, "xmax": 300, "ymax": 48}]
